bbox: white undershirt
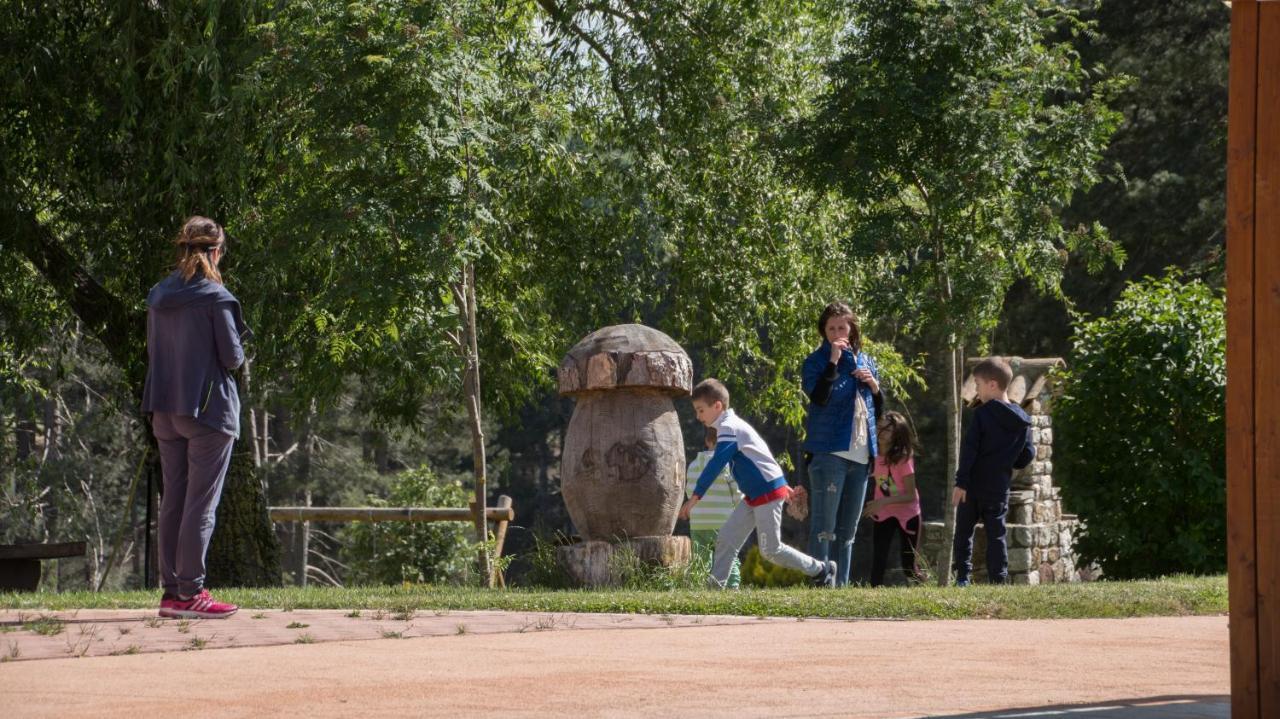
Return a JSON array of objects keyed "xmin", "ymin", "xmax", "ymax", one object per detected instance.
[{"xmin": 832, "ymin": 391, "xmax": 870, "ymax": 464}]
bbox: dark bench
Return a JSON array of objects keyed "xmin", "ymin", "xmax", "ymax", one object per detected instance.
[{"xmin": 0, "ymin": 542, "xmax": 86, "ymax": 592}]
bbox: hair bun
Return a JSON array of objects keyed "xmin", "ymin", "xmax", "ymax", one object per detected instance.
[{"xmin": 180, "ymin": 216, "xmax": 223, "ymax": 244}]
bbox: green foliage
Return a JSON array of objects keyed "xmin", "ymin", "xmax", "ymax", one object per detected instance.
[
  {"xmin": 340, "ymin": 467, "xmax": 474, "ymax": 585},
  {"xmin": 998, "ymin": 0, "xmax": 1231, "ymax": 361},
  {"xmin": 0, "ymin": 469, "xmax": 47, "ymax": 546},
  {"xmin": 1055, "ymin": 272, "xmax": 1225, "ymax": 578},
  {"xmin": 740, "ymin": 545, "xmax": 809, "ymax": 588},
  {"xmin": 0, "ymin": 327, "xmax": 146, "ymax": 589},
  {"xmin": 791, "ymin": 0, "xmax": 1126, "ymax": 341},
  {"xmin": 529, "ymin": 0, "xmax": 896, "ymax": 428},
  {"xmin": 1065, "ymin": 0, "xmax": 1230, "ymax": 301},
  {"xmin": 519, "ymin": 532, "xmax": 573, "ymax": 589}
]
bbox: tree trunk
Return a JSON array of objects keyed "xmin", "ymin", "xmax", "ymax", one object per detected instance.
[
  {"xmin": 295, "ymin": 403, "xmax": 314, "ymax": 587},
  {"xmin": 936, "ymin": 341, "xmax": 964, "ymax": 586},
  {"xmin": 205, "ymin": 368, "xmax": 282, "ymax": 588},
  {"xmin": 459, "ymin": 262, "xmax": 492, "ymax": 585},
  {"xmin": 297, "ymin": 489, "xmax": 311, "ymax": 587},
  {"xmin": 205, "ymin": 443, "xmax": 282, "ymax": 588},
  {"xmin": 15, "ymin": 390, "xmax": 37, "ymax": 466},
  {"xmin": 42, "ymin": 394, "xmax": 62, "ymax": 463},
  {"xmin": 560, "ymin": 391, "xmax": 685, "ymax": 540}
]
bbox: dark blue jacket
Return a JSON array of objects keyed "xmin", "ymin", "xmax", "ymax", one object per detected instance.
[
  {"xmin": 954, "ymin": 399, "xmax": 1036, "ymax": 502},
  {"xmin": 801, "ymin": 342, "xmax": 880, "ymax": 459},
  {"xmin": 141, "ymin": 271, "xmax": 250, "ymax": 438}
]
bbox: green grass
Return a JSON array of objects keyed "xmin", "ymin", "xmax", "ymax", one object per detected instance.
[{"xmin": 0, "ymin": 575, "xmax": 1227, "ymax": 621}]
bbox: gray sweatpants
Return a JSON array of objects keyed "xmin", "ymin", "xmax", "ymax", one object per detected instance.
[
  {"xmin": 711, "ymin": 497, "xmax": 824, "ymax": 589},
  {"xmin": 152, "ymin": 412, "xmax": 235, "ymax": 598}
]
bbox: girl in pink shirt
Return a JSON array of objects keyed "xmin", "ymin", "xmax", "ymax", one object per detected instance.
[{"xmin": 863, "ymin": 411, "xmax": 924, "ymax": 586}]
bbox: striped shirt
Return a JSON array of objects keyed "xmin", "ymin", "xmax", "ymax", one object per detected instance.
[{"xmin": 686, "ymin": 450, "xmax": 742, "ymax": 530}]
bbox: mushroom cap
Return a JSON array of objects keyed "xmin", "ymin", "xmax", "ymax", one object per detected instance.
[{"xmin": 558, "ymin": 324, "xmax": 692, "ymax": 397}]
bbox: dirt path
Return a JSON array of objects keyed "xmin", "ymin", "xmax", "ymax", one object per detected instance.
[{"xmin": 0, "ymin": 612, "xmax": 1227, "ymax": 718}]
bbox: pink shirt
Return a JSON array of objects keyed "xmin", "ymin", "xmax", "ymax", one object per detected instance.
[{"xmin": 871, "ymin": 456, "xmax": 922, "ymax": 530}]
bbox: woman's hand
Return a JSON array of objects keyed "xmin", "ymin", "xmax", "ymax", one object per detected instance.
[
  {"xmin": 854, "ymin": 367, "xmax": 880, "ymax": 394},
  {"xmin": 829, "ymin": 338, "xmax": 850, "ymax": 363}
]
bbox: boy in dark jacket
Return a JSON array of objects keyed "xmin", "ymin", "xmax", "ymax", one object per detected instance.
[{"xmin": 952, "ymin": 357, "xmax": 1035, "ymax": 586}]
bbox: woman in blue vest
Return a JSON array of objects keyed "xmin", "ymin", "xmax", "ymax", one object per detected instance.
[{"xmin": 801, "ymin": 301, "xmax": 881, "ymax": 586}]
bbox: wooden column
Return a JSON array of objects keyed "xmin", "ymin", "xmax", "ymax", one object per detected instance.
[{"xmin": 1228, "ymin": 1, "xmax": 1280, "ymax": 714}]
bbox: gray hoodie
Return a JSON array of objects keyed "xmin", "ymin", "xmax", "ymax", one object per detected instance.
[{"xmin": 141, "ymin": 271, "xmax": 251, "ymax": 438}]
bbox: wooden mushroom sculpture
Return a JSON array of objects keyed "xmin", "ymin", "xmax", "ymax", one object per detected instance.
[{"xmin": 556, "ymin": 324, "xmax": 692, "ymax": 584}]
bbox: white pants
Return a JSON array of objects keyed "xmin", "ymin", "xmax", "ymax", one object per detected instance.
[{"xmin": 711, "ymin": 498, "xmax": 823, "ymax": 588}]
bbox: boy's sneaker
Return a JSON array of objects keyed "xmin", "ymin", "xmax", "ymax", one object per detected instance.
[
  {"xmin": 158, "ymin": 589, "xmax": 238, "ymax": 619},
  {"xmin": 955, "ymin": 577, "xmax": 971, "ymax": 588},
  {"xmin": 810, "ymin": 560, "xmax": 838, "ymax": 588}
]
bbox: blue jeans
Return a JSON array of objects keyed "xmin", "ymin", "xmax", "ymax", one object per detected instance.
[
  {"xmin": 806, "ymin": 453, "xmax": 870, "ymax": 586},
  {"xmin": 953, "ymin": 497, "xmax": 1009, "ymax": 584}
]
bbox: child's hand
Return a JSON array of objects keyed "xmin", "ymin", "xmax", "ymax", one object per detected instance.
[
  {"xmin": 862, "ymin": 500, "xmax": 878, "ymax": 519},
  {"xmin": 952, "ymin": 487, "xmax": 967, "ymax": 507},
  {"xmin": 790, "ymin": 485, "xmax": 808, "ymax": 504},
  {"xmin": 678, "ymin": 496, "xmax": 699, "ymax": 520},
  {"xmin": 785, "ymin": 486, "xmax": 808, "ymax": 521}
]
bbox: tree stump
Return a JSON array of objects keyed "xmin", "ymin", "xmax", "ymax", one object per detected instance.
[
  {"xmin": 557, "ymin": 537, "xmax": 692, "ymax": 588},
  {"xmin": 556, "ymin": 324, "xmax": 693, "ymax": 586}
]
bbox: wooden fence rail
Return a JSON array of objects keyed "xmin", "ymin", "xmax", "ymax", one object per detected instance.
[
  {"xmin": 268, "ymin": 506, "xmax": 514, "ymax": 523},
  {"xmin": 268, "ymin": 495, "xmax": 515, "ymax": 588}
]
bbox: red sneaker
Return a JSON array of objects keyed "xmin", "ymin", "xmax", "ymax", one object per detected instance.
[{"xmin": 158, "ymin": 589, "xmax": 238, "ymax": 619}]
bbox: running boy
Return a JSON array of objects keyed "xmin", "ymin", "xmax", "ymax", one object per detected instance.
[{"xmin": 679, "ymin": 379, "xmax": 836, "ymax": 589}]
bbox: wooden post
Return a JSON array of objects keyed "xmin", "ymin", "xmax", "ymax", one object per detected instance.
[
  {"xmin": 298, "ymin": 489, "xmax": 311, "ymax": 587},
  {"xmin": 1227, "ymin": 1, "xmax": 1280, "ymax": 714},
  {"xmin": 491, "ymin": 495, "xmax": 513, "ymax": 588}
]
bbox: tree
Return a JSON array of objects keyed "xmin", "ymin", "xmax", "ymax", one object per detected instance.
[
  {"xmin": 528, "ymin": 0, "xmax": 929, "ymax": 431},
  {"xmin": 997, "ymin": 0, "xmax": 1232, "ymax": 357},
  {"xmin": 1054, "ymin": 273, "xmax": 1225, "ymax": 578},
  {"xmin": 0, "ymin": 1, "xmax": 281, "ymax": 587},
  {"xmin": 790, "ymin": 0, "xmax": 1123, "ymax": 584},
  {"xmin": 3, "ymin": 0, "xmax": 931, "ymax": 591},
  {"xmin": 1064, "ymin": 0, "xmax": 1230, "ymax": 304}
]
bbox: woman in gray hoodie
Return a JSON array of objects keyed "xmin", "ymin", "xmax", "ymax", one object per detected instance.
[{"xmin": 141, "ymin": 216, "xmax": 248, "ymax": 619}]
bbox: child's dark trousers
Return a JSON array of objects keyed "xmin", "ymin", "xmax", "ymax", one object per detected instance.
[{"xmin": 952, "ymin": 497, "xmax": 1009, "ymax": 584}]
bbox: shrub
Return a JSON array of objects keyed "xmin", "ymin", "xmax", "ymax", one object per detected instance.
[
  {"xmin": 339, "ymin": 466, "xmax": 473, "ymax": 585},
  {"xmin": 1055, "ymin": 273, "xmax": 1225, "ymax": 578},
  {"xmin": 740, "ymin": 545, "xmax": 809, "ymax": 588}
]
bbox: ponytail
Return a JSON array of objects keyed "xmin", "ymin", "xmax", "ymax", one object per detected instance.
[{"xmin": 174, "ymin": 216, "xmax": 225, "ymax": 284}]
